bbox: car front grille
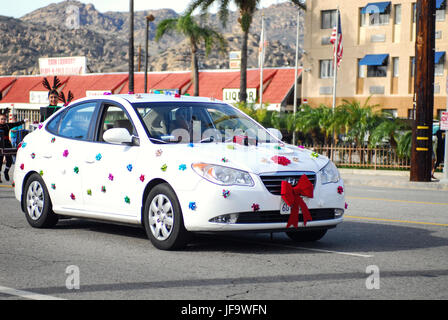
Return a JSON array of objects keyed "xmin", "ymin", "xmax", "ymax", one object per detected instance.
[
  {"xmin": 235, "ymin": 209, "xmax": 335, "ymax": 224},
  {"xmin": 259, "ymin": 171, "xmax": 317, "ymax": 195}
]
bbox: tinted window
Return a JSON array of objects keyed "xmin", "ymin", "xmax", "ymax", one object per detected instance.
[
  {"xmin": 46, "ymin": 111, "xmax": 64, "ymax": 134},
  {"xmin": 58, "ymin": 102, "xmax": 96, "ymax": 140}
]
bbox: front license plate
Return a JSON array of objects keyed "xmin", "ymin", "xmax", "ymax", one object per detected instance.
[{"xmin": 280, "ymin": 199, "xmax": 291, "ymax": 215}]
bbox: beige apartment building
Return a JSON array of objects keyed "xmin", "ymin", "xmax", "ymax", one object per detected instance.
[{"xmin": 301, "ymin": 0, "xmax": 448, "ymax": 119}]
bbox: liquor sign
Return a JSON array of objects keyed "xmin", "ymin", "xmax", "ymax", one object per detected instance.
[
  {"xmin": 223, "ymin": 88, "xmax": 257, "ymax": 104},
  {"xmin": 39, "ymin": 56, "xmax": 87, "ymax": 75},
  {"xmin": 29, "ymin": 91, "xmax": 49, "ymax": 104},
  {"xmin": 440, "ymin": 112, "xmax": 448, "ymax": 130}
]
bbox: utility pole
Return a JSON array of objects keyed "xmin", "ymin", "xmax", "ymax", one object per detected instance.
[
  {"xmin": 292, "ymin": 8, "xmax": 300, "ymax": 146},
  {"xmin": 410, "ymin": 0, "xmax": 435, "ymax": 182},
  {"xmin": 145, "ymin": 14, "xmax": 155, "ymax": 93},
  {"xmin": 129, "ymin": 0, "xmax": 135, "ymax": 94}
]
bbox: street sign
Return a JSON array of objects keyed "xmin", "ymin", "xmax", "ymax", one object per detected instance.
[{"xmin": 441, "ymin": 111, "xmax": 448, "ymax": 130}]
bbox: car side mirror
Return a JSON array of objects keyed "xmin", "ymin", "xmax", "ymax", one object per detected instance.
[
  {"xmin": 267, "ymin": 128, "xmax": 282, "ymax": 141},
  {"xmin": 103, "ymin": 128, "xmax": 133, "ymax": 145}
]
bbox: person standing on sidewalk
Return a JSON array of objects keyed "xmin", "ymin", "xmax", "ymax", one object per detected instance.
[
  {"xmin": 0, "ymin": 113, "xmax": 28, "ymax": 182},
  {"xmin": 432, "ymin": 129, "xmax": 445, "ymax": 179}
]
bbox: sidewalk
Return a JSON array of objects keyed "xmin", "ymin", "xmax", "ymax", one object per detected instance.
[{"xmin": 340, "ymin": 168, "xmax": 448, "ymax": 191}]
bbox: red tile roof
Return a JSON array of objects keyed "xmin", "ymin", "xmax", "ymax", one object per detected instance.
[
  {"xmin": 0, "ymin": 77, "xmax": 16, "ymax": 93},
  {"xmin": 60, "ymin": 74, "xmax": 128, "ymax": 99},
  {"xmin": 262, "ymin": 68, "xmax": 299, "ymax": 104}
]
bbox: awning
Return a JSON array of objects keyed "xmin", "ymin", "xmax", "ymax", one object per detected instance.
[
  {"xmin": 359, "ymin": 54, "xmax": 389, "ymax": 66},
  {"xmin": 435, "ymin": 51, "xmax": 446, "ymax": 64},
  {"xmin": 436, "ymin": 0, "xmax": 446, "ymax": 9},
  {"xmin": 361, "ymin": 2, "xmax": 391, "ymax": 14}
]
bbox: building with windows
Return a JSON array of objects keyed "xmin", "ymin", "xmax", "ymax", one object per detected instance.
[{"xmin": 302, "ymin": 0, "xmax": 448, "ymax": 119}]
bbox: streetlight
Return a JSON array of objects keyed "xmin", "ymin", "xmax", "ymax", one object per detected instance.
[{"xmin": 145, "ymin": 14, "xmax": 155, "ymax": 93}]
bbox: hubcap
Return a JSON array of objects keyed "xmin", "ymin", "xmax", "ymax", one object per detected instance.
[
  {"xmin": 26, "ymin": 181, "xmax": 44, "ymax": 220},
  {"xmin": 149, "ymin": 194, "xmax": 174, "ymax": 241}
]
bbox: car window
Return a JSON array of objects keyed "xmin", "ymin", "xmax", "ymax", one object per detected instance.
[
  {"xmin": 97, "ymin": 104, "xmax": 137, "ymax": 142},
  {"xmin": 58, "ymin": 102, "xmax": 96, "ymax": 140},
  {"xmin": 46, "ymin": 111, "xmax": 64, "ymax": 134}
]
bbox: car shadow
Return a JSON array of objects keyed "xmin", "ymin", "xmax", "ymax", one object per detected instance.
[{"xmin": 53, "ymin": 218, "xmax": 448, "ymax": 254}]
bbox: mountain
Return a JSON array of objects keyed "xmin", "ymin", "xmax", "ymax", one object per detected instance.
[{"xmin": 0, "ymin": 1, "xmax": 304, "ymax": 75}]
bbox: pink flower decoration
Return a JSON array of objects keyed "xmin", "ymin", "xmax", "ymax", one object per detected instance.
[
  {"xmin": 345, "ymin": 202, "xmax": 348, "ymax": 209},
  {"xmin": 139, "ymin": 174, "xmax": 145, "ymax": 182},
  {"xmin": 337, "ymin": 186, "xmax": 344, "ymax": 194},
  {"xmin": 298, "ymin": 145, "xmax": 305, "ymax": 149},
  {"xmin": 20, "ymin": 163, "xmax": 24, "ymax": 170},
  {"xmin": 252, "ymin": 203, "xmax": 260, "ymax": 212},
  {"xmin": 108, "ymin": 173, "xmax": 114, "ymax": 181},
  {"xmin": 38, "ymin": 123, "xmax": 43, "ymax": 129},
  {"xmin": 63, "ymin": 150, "xmax": 69, "ymax": 157},
  {"xmin": 271, "ymin": 155, "xmax": 291, "ymax": 166},
  {"xmin": 70, "ymin": 193, "xmax": 76, "ymax": 200}
]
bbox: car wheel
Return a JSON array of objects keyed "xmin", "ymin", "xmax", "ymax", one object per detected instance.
[
  {"xmin": 143, "ymin": 183, "xmax": 190, "ymax": 250},
  {"xmin": 23, "ymin": 173, "xmax": 59, "ymax": 228},
  {"xmin": 285, "ymin": 229, "xmax": 327, "ymax": 242}
]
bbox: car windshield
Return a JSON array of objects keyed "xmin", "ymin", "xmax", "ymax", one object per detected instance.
[{"xmin": 132, "ymin": 102, "xmax": 278, "ymax": 144}]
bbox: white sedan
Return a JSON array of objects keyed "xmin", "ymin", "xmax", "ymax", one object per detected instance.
[{"xmin": 14, "ymin": 94, "xmax": 345, "ymax": 250}]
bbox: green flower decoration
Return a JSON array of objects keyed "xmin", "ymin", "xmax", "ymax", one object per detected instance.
[
  {"xmin": 51, "ymin": 184, "xmax": 56, "ymax": 190},
  {"xmin": 101, "ymin": 186, "xmax": 106, "ymax": 193},
  {"xmin": 74, "ymin": 166, "xmax": 79, "ymax": 174},
  {"xmin": 124, "ymin": 196, "xmax": 130, "ymax": 204},
  {"xmin": 39, "ymin": 170, "xmax": 44, "ymax": 176},
  {"xmin": 87, "ymin": 189, "xmax": 92, "ymax": 196},
  {"xmin": 311, "ymin": 152, "xmax": 319, "ymax": 159},
  {"xmin": 161, "ymin": 164, "xmax": 167, "ymax": 172}
]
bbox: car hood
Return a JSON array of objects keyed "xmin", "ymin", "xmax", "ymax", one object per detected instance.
[{"xmin": 162, "ymin": 142, "xmax": 329, "ymax": 175}]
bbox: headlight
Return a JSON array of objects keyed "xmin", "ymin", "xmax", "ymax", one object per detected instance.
[
  {"xmin": 192, "ymin": 163, "xmax": 254, "ymax": 186},
  {"xmin": 319, "ymin": 161, "xmax": 340, "ymax": 184}
]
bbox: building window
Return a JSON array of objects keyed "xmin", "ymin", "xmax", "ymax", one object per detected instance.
[
  {"xmin": 392, "ymin": 57, "xmax": 399, "ymax": 77},
  {"xmin": 358, "ymin": 59, "xmax": 365, "ymax": 78},
  {"xmin": 394, "ymin": 4, "xmax": 402, "ymax": 24},
  {"xmin": 436, "ymin": 8, "xmax": 445, "ymax": 21},
  {"xmin": 320, "ymin": 59, "xmax": 334, "ymax": 78},
  {"xmin": 410, "ymin": 57, "xmax": 415, "ymax": 77},
  {"xmin": 321, "ymin": 10, "xmax": 337, "ymax": 29},
  {"xmin": 368, "ymin": 65, "xmax": 388, "ymax": 77},
  {"xmin": 382, "ymin": 109, "xmax": 398, "ymax": 118},
  {"xmin": 360, "ymin": 8, "xmax": 367, "ymax": 26},
  {"xmin": 407, "ymin": 108, "xmax": 415, "ymax": 120},
  {"xmin": 412, "ymin": 3, "xmax": 417, "ymax": 23},
  {"xmin": 435, "ymin": 60, "xmax": 444, "ymax": 76}
]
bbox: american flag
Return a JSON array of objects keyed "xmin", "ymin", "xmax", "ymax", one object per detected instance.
[{"xmin": 330, "ymin": 10, "xmax": 343, "ymax": 68}]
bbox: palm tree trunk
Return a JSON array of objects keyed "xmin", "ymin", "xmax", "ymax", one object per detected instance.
[
  {"xmin": 239, "ymin": 28, "xmax": 249, "ymax": 103},
  {"xmin": 128, "ymin": 0, "xmax": 134, "ymax": 93},
  {"xmin": 190, "ymin": 41, "xmax": 199, "ymax": 96}
]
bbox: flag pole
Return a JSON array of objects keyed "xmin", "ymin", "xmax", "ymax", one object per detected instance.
[
  {"xmin": 259, "ymin": 12, "xmax": 265, "ymax": 109},
  {"xmin": 292, "ymin": 8, "xmax": 300, "ymax": 145}
]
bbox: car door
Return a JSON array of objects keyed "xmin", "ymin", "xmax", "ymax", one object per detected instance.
[
  {"xmin": 81, "ymin": 102, "xmax": 141, "ymax": 220},
  {"xmin": 44, "ymin": 101, "xmax": 98, "ymax": 213}
]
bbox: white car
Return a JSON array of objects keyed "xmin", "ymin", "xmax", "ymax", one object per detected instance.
[{"xmin": 14, "ymin": 94, "xmax": 345, "ymax": 250}]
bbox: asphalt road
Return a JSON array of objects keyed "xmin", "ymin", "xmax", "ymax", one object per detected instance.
[{"xmin": 0, "ymin": 181, "xmax": 447, "ymax": 302}]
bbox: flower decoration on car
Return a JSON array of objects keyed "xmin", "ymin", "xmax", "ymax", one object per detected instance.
[
  {"xmin": 345, "ymin": 202, "xmax": 348, "ymax": 209},
  {"xmin": 38, "ymin": 123, "xmax": 43, "ymax": 130},
  {"xmin": 293, "ymin": 157, "xmax": 300, "ymax": 162},
  {"xmin": 222, "ymin": 189, "xmax": 230, "ymax": 198},
  {"xmin": 108, "ymin": 173, "xmax": 114, "ymax": 181},
  {"xmin": 274, "ymin": 145, "xmax": 282, "ymax": 150},
  {"xmin": 298, "ymin": 145, "xmax": 305, "ymax": 149},
  {"xmin": 156, "ymin": 149, "xmax": 163, "ymax": 157},
  {"xmin": 161, "ymin": 164, "xmax": 167, "ymax": 172},
  {"xmin": 139, "ymin": 174, "xmax": 145, "ymax": 182},
  {"xmin": 179, "ymin": 164, "xmax": 187, "ymax": 171},
  {"xmin": 70, "ymin": 193, "xmax": 76, "ymax": 200},
  {"xmin": 251, "ymin": 203, "xmax": 260, "ymax": 212},
  {"xmin": 20, "ymin": 164, "xmax": 24, "ymax": 170},
  {"xmin": 39, "ymin": 170, "xmax": 44, "ymax": 176},
  {"xmin": 87, "ymin": 189, "xmax": 92, "ymax": 196},
  {"xmin": 337, "ymin": 186, "xmax": 344, "ymax": 194},
  {"xmin": 221, "ymin": 157, "xmax": 229, "ymax": 163},
  {"xmin": 187, "ymin": 143, "xmax": 194, "ymax": 148},
  {"xmin": 271, "ymin": 155, "xmax": 291, "ymax": 166},
  {"xmin": 101, "ymin": 186, "xmax": 106, "ymax": 193},
  {"xmin": 74, "ymin": 167, "xmax": 79, "ymax": 174},
  {"xmin": 96, "ymin": 153, "xmax": 102, "ymax": 161},
  {"xmin": 124, "ymin": 196, "xmax": 130, "ymax": 204},
  {"xmin": 189, "ymin": 202, "xmax": 197, "ymax": 211},
  {"xmin": 31, "ymin": 153, "xmax": 36, "ymax": 159},
  {"xmin": 51, "ymin": 184, "xmax": 56, "ymax": 190},
  {"xmin": 21, "ymin": 142, "xmax": 27, "ymax": 148},
  {"xmin": 227, "ymin": 145, "xmax": 235, "ymax": 150},
  {"xmin": 51, "ymin": 137, "xmax": 56, "ymax": 143},
  {"xmin": 63, "ymin": 150, "xmax": 69, "ymax": 157},
  {"xmin": 311, "ymin": 152, "xmax": 319, "ymax": 159},
  {"xmin": 127, "ymin": 164, "xmax": 133, "ymax": 172}
]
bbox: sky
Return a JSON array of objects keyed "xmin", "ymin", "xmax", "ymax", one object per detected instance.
[{"xmin": 1, "ymin": 0, "xmax": 289, "ymax": 18}]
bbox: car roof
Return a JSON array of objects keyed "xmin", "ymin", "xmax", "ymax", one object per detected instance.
[{"xmin": 116, "ymin": 93, "xmax": 222, "ymax": 104}]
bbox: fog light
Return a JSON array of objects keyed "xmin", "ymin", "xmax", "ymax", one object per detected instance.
[
  {"xmin": 335, "ymin": 209, "xmax": 344, "ymax": 218},
  {"xmin": 210, "ymin": 213, "xmax": 239, "ymax": 224}
]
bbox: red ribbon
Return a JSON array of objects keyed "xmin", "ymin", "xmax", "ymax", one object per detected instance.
[{"xmin": 281, "ymin": 174, "xmax": 314, "ymax": 228}]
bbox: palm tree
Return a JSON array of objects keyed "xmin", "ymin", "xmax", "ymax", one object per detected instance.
[
  {"xmin": 155, "ymin": 14, "xmax": 226, "ymax": 96},
  {"xmin": 186, "ymin": 0, "xmax": 306, "ymax": 102}
]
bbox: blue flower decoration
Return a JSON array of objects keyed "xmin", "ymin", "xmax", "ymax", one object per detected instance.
[
  {"xmin": 96, "ymin": 153, "xmax": 102, "ymax": 161},
  {"xmin": 189, "ymin": 202, "xmax": 197, "ymax": 210},
  {"xmin": 187, "ymin": 143, "xmax": 194, "ymax": 148},
  {"xmin": 179, "ymin": 164, "xmax": 187, "ymax": 171},
  {"xmin": 127, "ymin": 164, "xmax": 133, "ymax": 172}
]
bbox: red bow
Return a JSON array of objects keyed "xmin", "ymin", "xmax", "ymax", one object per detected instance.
[{"xmin": 281, "ymin": 174, "xmax": 314, "ymax": 228}]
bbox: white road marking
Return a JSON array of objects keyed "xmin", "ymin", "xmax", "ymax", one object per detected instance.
[{"xmin": 0, "ymin": 285, "xmax": 65, "ymax": 300}]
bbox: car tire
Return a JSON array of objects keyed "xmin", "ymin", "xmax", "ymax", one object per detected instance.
[
  {"xmin": 23, "ymin": 173, "xmax": 59, "ymax": 228},
  {"xmin": 285, "ymin": 229, "xmax": 327, "ymax": 242},
  {"xmin": 143, "ymin": 183, "xmax": 191, "ymax": 250}
]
